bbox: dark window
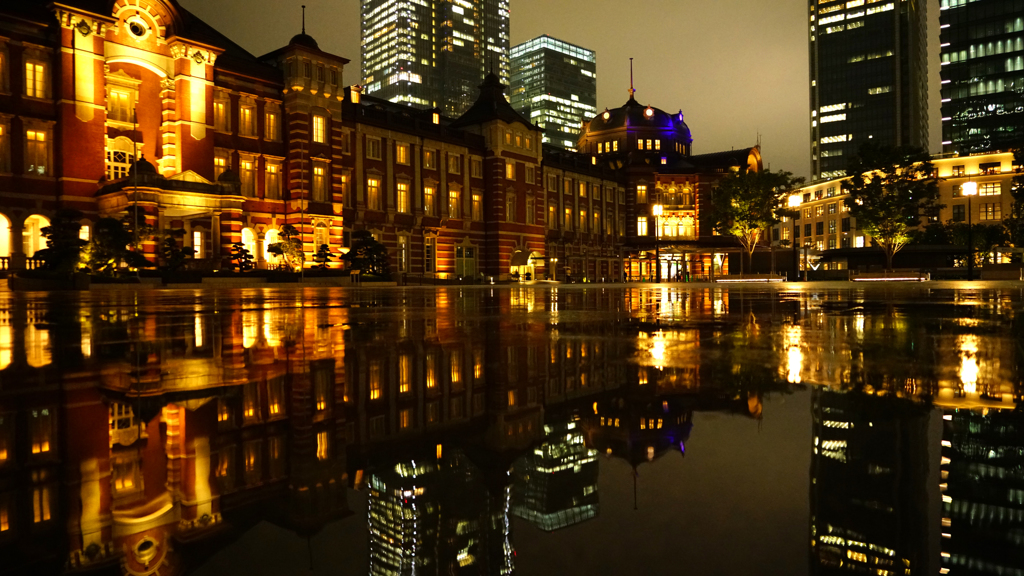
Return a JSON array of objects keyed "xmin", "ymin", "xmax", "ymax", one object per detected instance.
[
  {"xmin": 841, "ymin": 236, "xmax": 851, "ymax": 248},
  {"xmin": 952, "ymin": 205, "xmax": 966, "ymax": 222},
  {"xmin": 794, "ymin": 225, "xmax": 801, "ymax": 239},
  {"xmin": 804, "ymin": 223, "xmax": 812, "ymax": 237},
  {"xmin": 841, "ymin": 217, "xmax": 850, "ymax": 232},
  {"xmin": 815, "ymin": 222, "xmax": 824, "ymax": 235},
  {"xmin": 772, "ymin": 228, "xmax": 780, "ymax": 241}
]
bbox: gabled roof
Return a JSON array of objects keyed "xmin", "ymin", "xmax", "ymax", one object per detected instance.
[{"xmin": 450, "ymin": 73, "xmax": 537, "ymax": 130}]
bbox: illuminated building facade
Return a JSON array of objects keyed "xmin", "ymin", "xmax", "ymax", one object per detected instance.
[
  {"xmin": 509, "ymin": 35, "xmax": 597, "ymax": 151},
  {"xmin": 0, "ymin": 0, "xmax": 347, "ymax": 272},
  {"xmin": 809, "ymin": 390, "xmax": 932, "ymax": 575},
  {"xmin": 940, "ymin": 0, "xmax": 1024, "ymax": 155},
  {"xmin": 360, "ymin": 0, "xmax": 510, "ymax": 117},
  {"xmin": 940, "ymin": 408, "xmax": 1024, "ymax": 574},
  {"xmin": 808, "ymin": 0, "xmax": 929, "ymax": 180},
  {"xmin": 577, "ymin": 94, "xmax": 762, "ymax": 280},
  {"xmin": 771, "ymin": 150, "xmax": 1020, "ymax": 271}
]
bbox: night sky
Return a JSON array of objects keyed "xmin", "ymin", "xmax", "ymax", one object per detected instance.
[{"xmin": 178, "ymin": 0, "xmax": 943, "ymax": 179}]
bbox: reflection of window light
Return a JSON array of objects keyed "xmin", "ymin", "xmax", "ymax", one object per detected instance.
[
  {"xmin": 317, "ymin": 430, "xmax": 329, "ymax": 460},
  {"xmin": 370, "ymin": 362, "xmax": 382, "ymax": 400},
  {"xmin": 959, "ymin": 334, "xmax": 979, "ymax": 393},
  {"xmin": 33, "ymin": 487, "xmax": 51, "ymax": 523}
]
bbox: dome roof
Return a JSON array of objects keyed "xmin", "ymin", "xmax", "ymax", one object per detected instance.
[
  {"xmin": 217, "ymin": 169, "xmax": 240, "ymax": 183},
  {"xmin": 585, "ymin": 96, "xmax": 691, "ymax": 142},
  {"xmin": 289, "ymin": 33, "xmax": 319, "ymax": 50},
  {"xmin": 128, "ymin": 156, "xmax": 158, "ymax": 176}
]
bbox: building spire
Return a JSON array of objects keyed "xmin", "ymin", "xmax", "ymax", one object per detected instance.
[
  {"xmin": 629, "ymin": 58, "xmax": 636, "ymax": 100},
  {"xmin": 301, "ymin": 4, "xmax": 306, "ymax": 34}
]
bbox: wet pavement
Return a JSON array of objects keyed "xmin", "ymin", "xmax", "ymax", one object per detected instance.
[{"xmin": 0, "ymin": 284, "xmax": 1023, "ymax": 575}]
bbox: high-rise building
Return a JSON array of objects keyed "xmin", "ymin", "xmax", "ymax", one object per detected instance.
[
  {"xmin": 360, "ymin": 0, "xmax": 510, "ymax": 117},
  {"xmin": 940, "ymin": 1, "xmax": 1024, "ymax": 155},
  {"xmin": 510, "ymin": 35, "xmax": 597, "ymax": 151},
  {"xmin": 808, "ymin": 0, "xmax": 929, "ymax": 180},
  {"xmin": 809, "ymin": 390, "xmax": 932, "ymax": 575},
  {"xmin": 940, "ymin": 408, "xmax": 1024, "ymax": 574}
]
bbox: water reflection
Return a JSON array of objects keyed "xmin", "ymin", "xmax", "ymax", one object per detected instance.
[{"xmin": 0, "ymin": 286, "xmax": 1023, "ymax": 574}]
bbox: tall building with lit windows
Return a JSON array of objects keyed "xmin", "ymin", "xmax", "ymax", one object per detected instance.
[
  {"xmin": 808, "ymin": 0, "xmax": 929, "ymax": 180},
  {"xmin": 360, "ymin": 0, "xmax": 510, "ymax": 117},
  {"xmin": 939, "ymin": 0, "xmax": 1024, "ymax": 155},
  {"xmin": 510, "ymin": 35, "xmax": 597, "ymax": 151}
]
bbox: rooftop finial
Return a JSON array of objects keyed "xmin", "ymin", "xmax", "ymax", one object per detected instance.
[
  {"xmin": 301, "ymin": 5, "xmax": 306, "ymax": 34},
  {"xmin": 629, "ymin": 58, "xmax": 636, "ymax": 99}
]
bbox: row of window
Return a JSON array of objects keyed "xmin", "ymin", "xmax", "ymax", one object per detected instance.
[
  {"xmin": 544, "ymin": 173, "xmax": 624, "ymax": 203},
  {"xmin": 548, "ymin": 205, "xmax": 624, "ymax": 236},
  {"xmin": 213, "ymin": 92, "xmax": 283, "ymax": 141},
  {"xmin": 367, "ymin": 140, "xmax": 485, "ymax": 177}
]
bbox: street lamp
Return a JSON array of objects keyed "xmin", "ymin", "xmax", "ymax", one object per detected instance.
[
  {"xmin": 652, "ymin": 204, "xmax": 663, "ymax": 283},
  {"xmin": 962, "ymin": 180, "xmax": 978, "ymax": 281}
]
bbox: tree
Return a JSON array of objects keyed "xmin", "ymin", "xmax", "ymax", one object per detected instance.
[
  {"xmin": 86, "ymin": 217, "xmax": 150, "ymax": 276},
  {"xmin": 948, "ymin": 222, "xmax": 1008, "ymax": 267},
  {"xmin": 1003, "ymin": 147, "xmax": 1024, "ymax": 257},
  {"xmin": 159, "ymin": 228, "xmax": 194, "ymax": 272},
  {"xmin": 842, "ymin": 143, "xmax": 940, "ymax": 270},
  {"xmin": 266, "ymin": 224, "xmax": 304, "ymax": 271},
  {"xmin": 312, "ymin": 244, "xmax": 332, "ymax": 269},
  {"xmin": 35, "ymin": 209, "xmax": 87, "ymax": 275},
  {"xmin": 708, "ymin": 169, "xmax": 804, "ymax": 274},
  {"xmin": 341, "ymin": 230, "xmax": 390, "ymax": 278},
  {"xmin": 229, "ymin": 241, "xmax": 255, "ymax": 271},
  {"xmin": 120, "ymin": 206, "xmax": 154, "ymax": 258}
]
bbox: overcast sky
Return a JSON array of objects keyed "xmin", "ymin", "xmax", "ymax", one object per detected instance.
[{"xmin": 180, "ymin": 0, "xmax": 942, "ymax": 179}]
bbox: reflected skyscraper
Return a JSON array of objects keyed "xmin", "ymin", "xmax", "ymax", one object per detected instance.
[
  {"xmin": 510, "ymin": 420, "xmax": 599, "ymax": 531},
  {"xmin": 940, "ymin": 408, "xmax": 1024, "ymax": 573},
  {"xmin": 809, "ymin": 390, "xmax": 931, "ymax": 574},
  {"xmin": 368, "ymin": 449, "xmax": 514, "ymax": 575}
]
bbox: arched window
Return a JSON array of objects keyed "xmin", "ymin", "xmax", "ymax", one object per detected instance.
[
  {"xmin": 241, "ymin": 228, "xmax": 257, "ymax": 259},
  {"xmin": 106, "ymin": 137, "xmax": 136, "ymax": 180},
  {"xmin": 23, "ymin": 214, "xmax": 49, "ymax": 257},
  {"xmin": 314, "ymin": 223, "xmax": 328, "ymax": 249}
]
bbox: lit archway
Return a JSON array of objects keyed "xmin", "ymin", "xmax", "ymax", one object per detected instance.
[
  {"xmin": 0, "ymin": 213, "xmax": 10, "ymax": 260},
  {"xmin": 263, "ymin": 229, "xmax": 280, "ymax": 265},
  {"xmin": 23, "ymin": 214, "xmax": 50, "ymax": 258},
  {"xmin": 241, "ymin": 228, "xmax": 257, "ymax": 260}
]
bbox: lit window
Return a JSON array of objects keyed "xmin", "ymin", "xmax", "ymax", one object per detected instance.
[
  {"xmin": 107, "ymin": 90, "xmax": 132, "ymax": 123},
  {"xmin": 33, "ymin": 486, "xmax": 51, "ymax": 523},
  {"xmin": 239, "ymin": 104, "xmax": 255, "ymax": 137},
  {"xmin": 472, "ymin": 193, "xmax": 482, "ymax": 221},
  {"xmin": 637, "ymin": 217, "xmax": 649, "ymax": 236},
  {"xmin": 193, "ymin": 230, "xmax": 204, "ymax": 259},
  {"xmin": 312, "ymin": 115, "xmax": 326, "ymax": 144},
  {"xmin": 240, "ymin": 159, "xmax": 255, "ymax": 196},
  {"xmin": 448, "ymin": 188, "xmax": 461, "ymax": 218},
  {"xmin": 397, "ymin": 182, "xmax": 410, "ymax": 213},
  {"xmin": 265, "ymin": 162, "xmax": 281, "ymax": 199},
  {"xmin": 265, "ymin": 108, "xmax": 279, "ymax": 140},
  {"xmin": 25, "ymin": 129, "xmax": 48, "ymax": 175},
  {"xmin": 424, "ymin": 186, "xmax": 435, "ymax": 216},
  {"xmin": 506, "ymin": 160, "xmax": 516, "ymax": 180},
  {"xmin": 396, "ymin": 142, "xmax": 409, "ymax": 164},
  {"xmin": 367, "ymin": 177, "xmax": 381, "ymax": 210},
  {"xmin": 400, "ymin": 408, "xmax": 412, "ymax": 429},
  {"xmin": 25, "ymin": 61, "xmax": 45, "ymax": 98},
  {"xmin": 636, "ymin": 184, "xmax": 648, "ymax": 203},
  {"xmin": 312, "ymin": 163, "xmax": 327, "ymax": 202},
  {"xmin": 424, "ymin": 149, "xmax": 436, "ymax": 169},
  {"xmin": 214, "ymin": 154, "xmax": 228, "ymax": 180},
  {"xmin": 448, "ymin": 154, "xmax": 461, "ymax": 174}
]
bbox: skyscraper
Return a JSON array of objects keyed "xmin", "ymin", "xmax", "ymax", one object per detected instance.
[
  {"xmin": 808, "ymin": 0, "xmax": 929, "ymax": 180},
  {"xmin": 360, "ymin": 0, "xmax": 510, "ymax": 117},
  {"xmin": 510, "ymin": 35, "xmax": 597, "ymax": 151},
  {"xmin": 940, "ymin": 0, "xmax": 1024, "ymax": 155}
]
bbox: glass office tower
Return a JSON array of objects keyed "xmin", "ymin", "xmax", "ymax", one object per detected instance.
[
  {"xmin": 510, "ymin": 35, "xmax": 597, "ymax": 150},
  {"xmin": 361, "ymin": 0, "xmax": 510, "ymax": 117},
  {"xmin": 940, "ymin": 0, "xmax": 1024, "ymax": 155},
  {"xmin": 808, "ymin": 0, "xmax": 929, "ymax": 180}
]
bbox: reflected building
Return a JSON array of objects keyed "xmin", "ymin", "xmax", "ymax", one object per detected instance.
[
  {"xmin": 940, "ymin": 408, "xmax": 1024, "ymax": 574},
  {"xmin": 510, "ymin": 420, "xmax": 599, "ymax": 531},
  {"xmin": 809, "ymin": 389, "xmax": 931, "ymax": 575},
  {"xmin": 368, "ymin": 449, "xmax": 514, "ymax": 576}
]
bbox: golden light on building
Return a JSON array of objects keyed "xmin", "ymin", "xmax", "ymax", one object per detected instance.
[
  {"xmin": 785, "ymin": 325, "xmax": 804, "ymax": 384},
  {"xmin": 317, "ymin": 430, "xmax": 329, "ymax": 460},
  {"xmin": 958, "ymin": 334, "xmax": 979, "ymax": 394}
]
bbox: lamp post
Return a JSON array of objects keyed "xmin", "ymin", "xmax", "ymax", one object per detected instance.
[
  {"xmin": 652, "ymin": 204, "xmax": 663, "ymax": 283},
  {"xmin": 962, "ymin": 180, "xmax": 978, "ymax": 281}
]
